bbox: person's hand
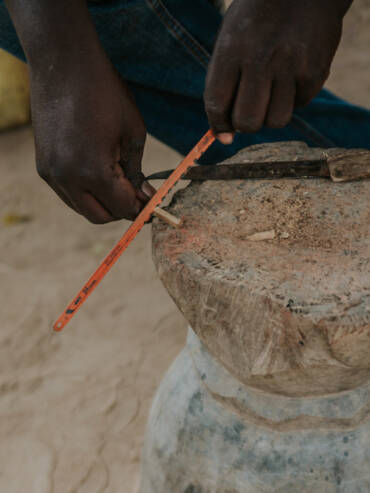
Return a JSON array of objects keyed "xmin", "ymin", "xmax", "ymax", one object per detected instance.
[
  {"xmin": 30, "ymin": 52, "xmax": 154, "ymax": 223},
  {"xmin": 5, "ymin": 0, "xmax": 155, "ymax": 223},
  {"xmin": 205, "ymin": 0, "xmax": 351, "ymax": 144}
]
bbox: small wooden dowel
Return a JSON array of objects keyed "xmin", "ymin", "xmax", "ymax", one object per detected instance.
[{"xmin": 153, "ymin": 207, "xmax": 182, "ymax": 228}]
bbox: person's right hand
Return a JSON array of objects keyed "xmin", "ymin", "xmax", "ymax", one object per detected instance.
[{"xmin": 30, "ymin": 47, "xmax": 153, "ymax": 223}]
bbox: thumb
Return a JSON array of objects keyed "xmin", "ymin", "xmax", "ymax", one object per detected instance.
[
  {"xmin": 119, "ymin": 131, "xmax": 146, "ymax": 186},
  {"xmin": 120, "ymin": 133, "xmax": 155, "ymax": 204}
]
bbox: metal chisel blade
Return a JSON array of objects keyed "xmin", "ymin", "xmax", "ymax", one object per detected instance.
[{"xmin": 146, "ymin": 159, "xmax": 330, "ymax": 181}]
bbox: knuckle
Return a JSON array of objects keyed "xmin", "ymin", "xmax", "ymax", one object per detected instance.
[
  {"xmin": 296, "ymin": 73, "xmax": 323, "ymax": 106},
  {"xmin": 275, "ymin": 45, "xmax": 301, "ymax": 76},
  {"xmin": 215, "ymin": 32, "xmax": 235, "ymax": 53},
  {"xmin": 88, "ymin": 216, "xmax": 110, "ymax": 225},
  {"xmin": 205, "ymin": 104, "xmax": 230, "ymax": 131},
  {"xmin": 233, "ymin": 114, "xmax": 263, "ymax": 133},
  {"xmin": 266, "ymin": 115, "xmax": 290, "ymax": 129},
  {"xmin": 298, "ymin": 65, "xmax": 328, "ymax": 90},
  {"xmin": 279, "ymin": 44, "xmax": 299, "ymax": 63},
  {"xmin": 54, "ymin": 168, "xmax": 69, "ymax": 183},
  {"xmin": 243, "ymin": 50, "xmax": 271, "ymax": 71},
  {"xmin": 36, "ymin": 162, "xmax": 50, "ymax": 181},
  {"xmin": 36, "ymin": 149, "xmax": 72, "ymax": 185},
  {"xmin": 50, "ymin": 165, "xmax": 71, "ymax": 186},
  {"xmin": 205, "ymin": 99, "xmax": 227, "ymax": 119}
]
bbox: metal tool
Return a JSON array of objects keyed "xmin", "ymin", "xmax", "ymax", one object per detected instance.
[
  {"xmin": 53, "ymin": 129, "xmax": 216, "ymax": 332},
  {"xmin": 146, "ymin": 149, "xmax": 370, "ymax": 183}
]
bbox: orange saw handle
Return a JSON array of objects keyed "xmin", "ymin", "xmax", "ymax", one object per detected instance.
[{"xmin": 53, "ymin": 129, "xmax": 216, "ymax": 332}]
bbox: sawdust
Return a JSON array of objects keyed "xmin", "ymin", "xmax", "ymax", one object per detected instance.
[
  {"xmin": 153, "ymin": 160, "xmax": 369, "ymax": 320},
  {"xmin": 157, "ymin": 176, "xmax": 367, "ymax": 267},
  {"xmin": 247, "ymin": 229, "xmax": 276, "ymax": 241}
]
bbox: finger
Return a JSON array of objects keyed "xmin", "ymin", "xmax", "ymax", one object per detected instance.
[
  {"xmin": 265, "ymin": 78, "xmax": 296, "ymax": 128},
  {"xmin": 204, "ymin": 57, "xmax": 240, "ymax": 141},
  {"xmin": 295, "ymin": 76, "xmax": 323, "ymax": 107},
  {"xmin": 124, "ymin": 171, "xmax": 156, "ymax": 204},
  {"xmin": 119, "ymin": 134, "xmax": 146, "ymax": 188},
  {"xmin": 137, "ymin": 181, "xmax": 156, "ymax": 203},
  {"xmin": 231, "ymin": 70, "xmax": 272, "ymax": 134},
  {"xmin": 46, "ymin": 178, "xmax": 81, "ymax": 214},
  {"xmin": 54, "ymin": 188, "xmax": 81, "ymax": 214},
  {"xmin": 91, "ymin": 172, "xmax": 142, "ymax": 221},
  {"xmin": 67, "ymin": 190, "xmax": 116, "ymax": 224}
]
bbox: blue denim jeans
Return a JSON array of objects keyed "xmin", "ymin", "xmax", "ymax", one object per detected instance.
[{"xmin": 0, "ymin": 0, "xmax": 369, "ymax": 163}]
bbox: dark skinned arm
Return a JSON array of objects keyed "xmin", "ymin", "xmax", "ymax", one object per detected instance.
[
  {"xmin": 5, "ymin": 0, "xmax": 154, "ymax": 223},
  {"xmin": 205, "ymin": 0, "xmax": 353, "ymax": 144}
]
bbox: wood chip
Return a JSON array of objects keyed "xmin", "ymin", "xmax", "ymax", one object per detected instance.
[
  {"xmin": 153, "ymin": 207, "xmax": 182, "ymax": 228},
  {"xmin": 247, "ymin": 230, "xmax": 276, "ymax": 241}
]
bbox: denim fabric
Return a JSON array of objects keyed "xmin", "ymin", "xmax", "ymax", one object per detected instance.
[{"xmin": 0, "ymin": 0, "xmax": 369, "ymax": 164}]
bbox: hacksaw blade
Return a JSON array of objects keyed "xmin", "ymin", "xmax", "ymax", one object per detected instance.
[{"xmin": 53, "ymin": 129, "xmax": 215, "ymax": 331}]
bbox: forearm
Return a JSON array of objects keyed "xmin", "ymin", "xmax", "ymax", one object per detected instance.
[{"xmin": 4, "ymin": 0, "xmax": 103, "ymax": 71}]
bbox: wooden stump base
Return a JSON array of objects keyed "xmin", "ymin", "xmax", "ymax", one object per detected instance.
[{"xmin": 142, "ymin": 142, "xmax": 369, "ymax": 492}]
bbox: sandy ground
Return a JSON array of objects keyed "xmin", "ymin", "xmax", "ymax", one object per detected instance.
[{"xmin": 0, "ymin": 3, "xmax": 369, "ymax": 492}]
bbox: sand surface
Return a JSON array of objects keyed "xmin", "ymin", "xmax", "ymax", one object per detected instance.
[{"xmin": 0, "ymin": 3, "xmax": 369, "ymax": 492}]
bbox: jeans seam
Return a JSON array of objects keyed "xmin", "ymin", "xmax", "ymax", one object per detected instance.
[{"xmin": 145, "ymin": 0, "xmax": 211, "ymax": 69}]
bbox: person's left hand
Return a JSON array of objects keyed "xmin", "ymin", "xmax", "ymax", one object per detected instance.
[{"xmin": 204, "ymin": 0, "xmax": 351, "ymax": 144}]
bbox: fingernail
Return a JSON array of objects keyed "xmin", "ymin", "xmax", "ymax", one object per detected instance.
[
  {"xmin": 141, "ymin": 180, "xmax": 156, "ymax": 199},
  {"xmin": 217, "ymin": 132, "xmax": 234, "ymax": 145}
]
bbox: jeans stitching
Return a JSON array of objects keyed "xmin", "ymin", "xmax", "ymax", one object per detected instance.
[{"xmin": 145, "ymin": 0, "xmax": 211, "ymax": 69}]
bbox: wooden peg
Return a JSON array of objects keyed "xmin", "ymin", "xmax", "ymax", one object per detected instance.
[{"xmin": 153, "ymin": 207, "xmax": 182, "ymax": 228}]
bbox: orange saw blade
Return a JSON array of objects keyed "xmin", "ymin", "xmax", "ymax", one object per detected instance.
[{"xmin": 53, "ymin": 129, "xmax": 216, "ymax": 332}]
